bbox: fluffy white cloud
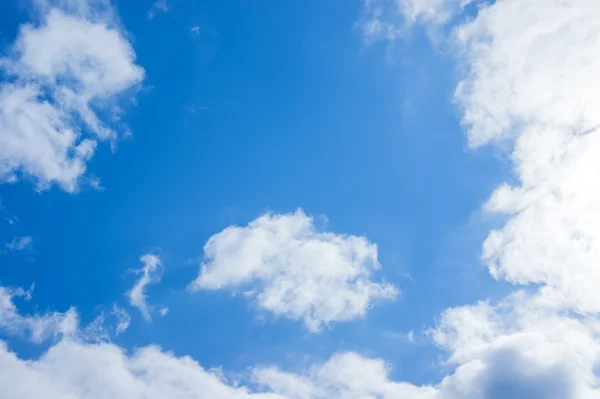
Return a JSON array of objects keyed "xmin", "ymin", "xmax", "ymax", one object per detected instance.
[
  {"xmin": 0, "ymin": 0, "xmax": 144, "ymax": 192},
  {"xmin": 257, "ymin": 293, "xmax": 600, "ymax": 399},
  {"xmin": 127, "ymin": 254, "xmax": 165, "ymax": 321},
  {"xmin": 451, "ymin": 0, "xmax": 600, "ymax": 314},
  {"xmin": 433, "ymin": 294, "xmax": 600, "ymax": 398},
  {"xmin": 3, "ymin": 280, "xmax": 600, "ymax": 399},
  {"xmin": 189, "ymin": 209, "xmax": 397, "ymax": 332},
  {"xmin": 355, "ymin": 0, "xmax": 600, "ymax": 395}
]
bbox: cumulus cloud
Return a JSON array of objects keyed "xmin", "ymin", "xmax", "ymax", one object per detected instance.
[
  {"xmin": 127, "ymin": 254, "xmax": 165, "ymax": 321},
  {"xmin": 2, "ymin": 282, "xmax": 600, "ymax": 399},
  {"xmin": 189, "ymin": 209, "xmax": 397, "ymax": 332},
  {"xmin": 256, "ymin": 292, "xmax": 600, "ymax": 398},
  {"xmin": 0, "ymin": 0, "xmax": 144, "ymax": 192},
  {"xmin": 355, "ymin": 0, "xmax": 600, "ymax": 395},
  {"xmin": 433, "ymin": 294, "xmax": 600, "ymax": 398},
  {"xmin": 449, "ymin": 0, "xmax": 600, "ymax": 315}
]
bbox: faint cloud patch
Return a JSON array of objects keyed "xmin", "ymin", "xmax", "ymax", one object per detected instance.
[
  {"xmin": 6, "ymin": 236, "xmax": 33, "ymax": 252},
  {"xmin": 147, "ymin": 0, "xmax": 168, "ymax": 20}
]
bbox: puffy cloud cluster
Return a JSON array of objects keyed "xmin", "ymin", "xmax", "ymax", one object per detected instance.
[
  {"xmin": 0, "ymin": 0, "xmax": 144, "ymax": 191},
  {"xmin": 189, "ymin": 209, "xmax": 397, "ymax": 332},
  {"xmin": 454, "ymin": 0, "xmax": 600, "ymax": 314},
  {"xmin": 355, "ymin": 0, "xmax": 600, "ymax": 396},
  {"xmin": 4, "ymin": 284, "xmax": 599, "ymax": 399}
]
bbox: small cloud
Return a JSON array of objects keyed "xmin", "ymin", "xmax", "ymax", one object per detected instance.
[
  {"xmin": 6, "ymin": 236, "xmax": 33, "ymax": 252},
  {"xmin": 126, "ymin": 254, "xmax": 165, "ymax": 321},
  {"xmin": 384, "ymin": 330, "xmax": 416, "ymax": 343},
  {"xmin": 186, "ymin": 104, "xmax": 212, "ymax": 114},
  {"xmin": 148, "ymin": 0, "xmax": 169, "ymax": 20},
  {"xmin": 112, "ymin": 305, "xmax": 131, "ymax": 335},
  {"xmin": 88, "ymin": 178, "xmax": 105, "ymax": 192},
  {"xmin": 159, "ymin": 306, "xmax": 169, "ymax": 317},
  {"xmin": 188, "ymin": 25, "xmax": 200, "ymax": 37}
]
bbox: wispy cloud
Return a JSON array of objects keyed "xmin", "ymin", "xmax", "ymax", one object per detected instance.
[
  {"xmin": 127, "ymin": 254, "xmax": 165, "ymax": 321},
  {"xmin": 147, "ymin": 0, "xmax": 169, "ymax": 20},
  {"xmin": 6, "ymin": 236, "xmax": 33, "ymax": 252},
  {"xmin": 188, "ymin": 25, "xmax": 200, "ymax": 37}
]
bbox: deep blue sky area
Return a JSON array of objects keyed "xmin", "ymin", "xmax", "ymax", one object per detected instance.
[{"xmin": 0, "ymin": 0, "xmax": 510, "ymax": 385}]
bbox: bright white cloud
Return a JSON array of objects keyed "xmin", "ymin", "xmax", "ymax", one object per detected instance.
[
  {"xmin": 127, "ymin": 254, "xmax": 165, "ymax": 321},
  {"xmin": 189, "ymin": 209, "xmax": 397, "ymax": 332},
  {"xmin": 354, "ymin": 0, "xmax": 600, "ymax": 395},
  {"xmin": 6, "ymin": 236, "xmax": 33, "ymax": 251},
  {"xmin": 257, "ymin": 292, "xmax": 600, "ymax": 398},
  {"xmin": 0, "ymin": 1, "xmax": 144, "ymax": 192},
  {"xmin": 433, "ymin": 294, "xmax": 600, "ymax": 398},
  {"xmin": 2, "ymin": 280, "xmax": 600, "ymax": 399},
  {"xmin": 451, "ymin": 0, "xmax": 600, "ymax": 315},
  {"xmin": 0, "ymin": 338, "xmax": 290, "ymax": 399}
]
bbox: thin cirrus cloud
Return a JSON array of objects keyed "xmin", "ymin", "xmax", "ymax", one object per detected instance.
[
  {"xmin": 188, "ymin": 209, "xmax": 398, "ymax": 332},
  {"xmin": 5, "ymin": 236, "xmax": 33, "ymax": 252},
  {"xmin": 358, "ymin": 0, "xmax": 475, "ymax": 42},
  {"xmin": 0, "ymin": 0, "xmax": 144, "ymax": 192},
  {"xmin": 147, "ymin": 0, "xmax": 169, "ymax": 20},
  {"xmin": 127, "ymin": 254, "xmax": 168, "ymax": 321}
]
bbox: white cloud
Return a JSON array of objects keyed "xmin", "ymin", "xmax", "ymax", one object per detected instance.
[
  {"xmin": 148, "ymin": 0, "xmax": 169, "ymax": 20},
  {"xmin": 0, "ymin": 284, "xmax": 77, "ymax": 342},
  {"xmin": 255, "ymin": 292, "xmax": 600, "ymax": 398},
  {"xmin": 451, "ymin": 0, "xmax": 600, "ymax": 314},
  {"xmin": 354, "ymin": 0, "xmax": 600, "ymax": 394},
  {"xmin": 6, "ymin": 236, "xmax": 33, "ymax": 251},
  {"xmin": 432, "ymin": 294, "xmax": 600, "ymax": 398},
  {"xmin": 189, "ymin": 209, "xmax": 397, "ymax": 332},
  {"xmin": 127, "ymin": 254, "xmax": 164, "ymax": 321},
  {"xmin": 159, "ymin": 306, "xmax": 169, "ymax": 317},
  {"xmin": 0, "ymin": 1, "xmax": 144, "ymax": 192},
  {"xmin": 2, "ymin": 279, "xmax": 600, "ymax": 399},
  {"xmin": 0, "ymin": 338, "xmax": 292, "ymax": 399},
  {"xmin": 112, "ymin": 305, "xmax": 131, "ymax": 335},
  {"xmin": 189, "ymin": 25, "xmax": 201, "ymax": 37}
]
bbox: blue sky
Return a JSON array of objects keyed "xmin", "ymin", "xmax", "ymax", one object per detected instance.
[{"xmin": 1, "ymin": 1, "xmax": 599, "ymax": 398}]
